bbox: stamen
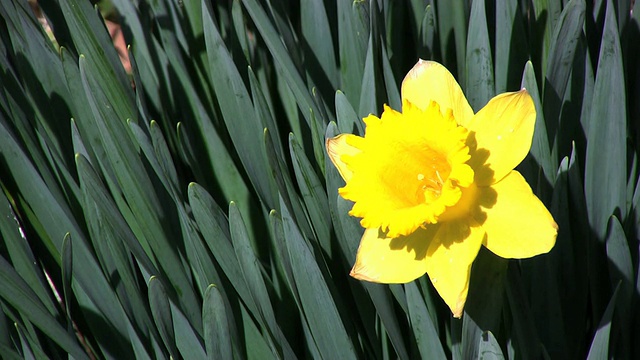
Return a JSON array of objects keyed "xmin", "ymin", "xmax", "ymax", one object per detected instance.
[
  {"xmin": 417, "ymin": 173, "xmax": 425, "ymax": 181},
  {"xmin": 425, "ymin": 187, "xmax": 441, "ymax": 195}
]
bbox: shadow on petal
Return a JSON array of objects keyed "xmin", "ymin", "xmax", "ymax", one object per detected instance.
[{"xmin": 388, "ymin": 225, "xmax": 439, "ymax": 260}]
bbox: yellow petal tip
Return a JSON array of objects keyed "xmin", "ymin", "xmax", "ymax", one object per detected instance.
[{"xmin": 350, "ymin": 264, "xmax": 378, "ymax": 283}]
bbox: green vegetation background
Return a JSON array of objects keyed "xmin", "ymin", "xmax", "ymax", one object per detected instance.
[{"xmin": 0, "ymin": 0, "xmax": 638, "ymax": 358}]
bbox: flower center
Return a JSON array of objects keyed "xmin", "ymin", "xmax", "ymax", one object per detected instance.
[
  {"xmin": 417, "ymin": 163, "xmax": 448, "ymax": 202},
  {"xmin": 339, "ymin": 101, "xmax": 475, "ymax": 238}
]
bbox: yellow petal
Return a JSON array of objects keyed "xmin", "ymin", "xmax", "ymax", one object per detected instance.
[
  {"xmin": 401, "ymin": 60, "xmax": 474, "ymax": 127},
  {"xmin": 424, "ymin": 219, "xmax": 485, "ymax": 318},
  {"xmin": 466, "ymin": 90, "xmax": 536, "ymax": 185},
  {"xmin": 350, "ymin": 227, "xmax": 437, "ymax": 283},
  {"xmin": 475, "ymin": 171, "xmax": 557, "ymax": 258},
  {"xmin": 326, "ymin": 134, "xmax": 361, "ymax": 182}
]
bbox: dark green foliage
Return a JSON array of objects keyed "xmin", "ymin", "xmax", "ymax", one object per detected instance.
[{"xmin": 0, "ymin": 0, "xmax": 638, "ymax": 358}]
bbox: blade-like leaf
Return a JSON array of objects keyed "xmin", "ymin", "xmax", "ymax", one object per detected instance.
[
  {"xmin": 585, "ymin": 0, "xmax": 627, "ymax": 240},
  {"xmin": 188, "ymin": 183, "xmax": 259, "ymax": 319},
  {"xmin": 241, "ymin": 0, "xmax": 319, "ymax": 124},
  {"xmin": 280, "ymin": 196, "xmax": 357, "ymax": 360},
  {"xmin": 586, "ymin": 283, "xmax": 620, "ymax": 359},
  {"xmin": 202, "ymin": 0, "xmax": 274, "ymax": 207},
  {"xmin": 0, "ymin": 256, "xmax": 87, "ymax": 359},
  {"xmin": 335, "ymin": 91, "xmax": 363, "ymax": 135},
  {"xmin": 605, "ymin": 216, "xmax": 633, "ymax": 353},
  {"xmin": 148, "ymin": 277, "xmax": 178, "ymax": 359},
  {"xmin": 406, "ymin": 282, "xmax": 446, "ymax": 359},
  {"xmin": 462, "ymin": 249, "xmax": 507, "ymax": 360},
  {"xmin": 520, "ymin": 61, "xmax": 555, "ymax": 194},
  {"xmin": 301, "ymin": 0, "xmax": 338, "ymax": 89},
  {"xmin": 465, "ymin": 0, "xmax": 495, "ymax": 111},
  {"xmin": 58, "ymin": 0, "xmax": 135, "ymax": 124},
  {"xmin": 543, "ymin": 0, "xmax": 585, "ymax": 150},
  {"xmin": 203, "ymin": 285, "xmax": 232, "ymax": 360},
  {"xmin": 478, "ymin": 331, "xmax": 505, "ymax": 360},
  {"xmin": 289, "ymin": 134, "xmax": 332, "ymax": 255},
  {"xmin": 337, "ymin": 0, "xmax": 369, "ymax": 106},
  {"xmin": 495, "ymin": 0, "xmax": 528, "ymax": 93},
  {"xmin": 505, "ymin": 264, "xmax": 542, "ymax": 359}
]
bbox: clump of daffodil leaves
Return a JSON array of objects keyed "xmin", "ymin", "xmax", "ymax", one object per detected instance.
[{"xmin": 327, "ymin": 60, "xmax": 558, "ymax": 317}]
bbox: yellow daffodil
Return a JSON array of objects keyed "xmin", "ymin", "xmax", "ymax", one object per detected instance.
[{"xmin": 326, "ymin": 60, "xmax": 558, "ymax": 317}]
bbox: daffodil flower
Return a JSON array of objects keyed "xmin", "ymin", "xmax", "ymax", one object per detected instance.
[{"xmin": 326, "ymin": 60, "xmax": 558, "ymax": 317}]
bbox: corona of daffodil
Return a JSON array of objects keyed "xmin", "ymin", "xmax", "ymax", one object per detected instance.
[{"xmin": 326, "ymin": 60, "xmax": 558, "ymax": 317}]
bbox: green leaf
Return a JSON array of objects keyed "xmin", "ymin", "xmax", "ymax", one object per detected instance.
[
  {"xmin": 478, "ymin": 331, "xmax": 505, "ymax": 360},
  {"xmin": 335, "ymin": 91, "xmax": 363, "ymax": 135},
  {"xmin": 149, "ymin": 121, "xmax": 180, "ymax": 193},
  {"xmin": 0, "ymin": 256, "xmax": 87, "ymax": 359},
  {"xmin": 0, "ymin": 344, "xmax": 23, "ymax": 360},
  {"xmin": 0, "ymin": 119, "xmax": 78, "ymax": 259},
  {"xmin": 381, "ymin": 45, "xmax": 401, "ymax": 110},
  {"xmin": 435, "ymin": 0, "xmax": 467, "ymax": 84},
  {"xmin": 363, "ymin": 283, "xmax": 409, "ymax": 359},
  {"xmin": 406, "ymin": 282, "xmax": 446, "ymax": 359},
  {"xmin": 585, "ymin": 0, "xmax": 627, "ymax": 240},
  {"xmin": 58, "ymin": 0, "xmax": 135, "ymax": 124},
  {"xmin": 279, "ymin": 196, "xmax": 357, "ymax": 360},
  {"xmin": 128, "ymin": 120, "xmax": 174, "ymax": 201},
  {"xmin": 0, "ymin": 190, "xmax": 58, "ymax": 317},
  {"xmin": 521, "ymin": 163, "xmax": 568, "ymax": 358},
  {"xmin": 263, "ymin": 128, "xmax": 314, "ymax": 240},
  {"xmin": 301, "ymin": 0, "xmax": 338, "ymax": 89},
  {"xmin": 605, "ymin": 215, "xmax": 633, "ymax": 352},
  {"xmin": 203, "ymin": 285, "xmax": 232, "ymax": 360},
  {"xmin": 310, "ymin": 90, "xmax": 331, "ymax": 164},
  {"xmin": 462, "ymin": 249, "xmax": 507, "ymax": 360},
  {"xmin": 188, "ymin": 183, "xmax": 259, "ymax": 318},
  {"xmin": 465, "ymin": 0, "xmax": 495, "ymax": 111},
  {"xmin": 586, "ymin": 283, "xmax": 620, "ymax": 359},
  {"xmin": 530, "ymin": 0, "xmax": 552, "ymax": 77},
  {"xmin": 61, "ymin": 233, "xmax": 73, "ymax": 335},
  {"xmin": 232, "ymin": 0, "xmax": 251, "ymax": 63},
  {"xmin": 148, "ymin": 277, "xmax": 179, "ymax": 359},
  {"xmin": 1, "ymin": 120, "xmax": 136, "ymax": 357},
  {"xmin": 565, "ymin": 144, "xmax": 590, "ymax": 343},
  {"xmin": 359, "ymin": 36, "xmax": 379, "ymax": 118},
  {"xmin": 418, "ymin": 5, "xmax": 437, "ymax": 60},
  {"xmin": 229, "ymin": 202, "xmax": 284, "ymax": 357},
  {"xmin": 61, "ymin": 48, "xmax": 101, "ymax": 167},
  {"xmin": 239, "ymin": 303, "xmax": 278, "ymax": 360},
  {"xmin": 202, "ymin": 0, "xmax": 274, "ymax": 207},
  {"xmin": 241, "ymin": 0, "xmax": 319, "ymax": 124},
  {"xmin": 75, "ymin": 153, "xmax": 158, "ymax": 278},
  {"xmin": 171, "ymin": 301, "xmax": 207, "ymax": 359},
  {"xmin": 505, "ymin": 264, "xmax": 542, "ymax": 359},
  {"xmin": 79, "ymin": 56, "xmax": 202, "ymax": 331},
  {"xmin": 15, "ymin": 321, "xmax": 41, "ymax": 360},
  {"xmin": 543, "ymin": 0, "xmax": 586, "ymax": 151},
  {"xmin": 520, "ymin": 61, "xmax": 555, "ymax": 190},
  {"xmin": 268, "ymin": 210, "xmax": 297, "ymax": 299},
  {"xmin": 1, "ymin": 0, "xmax": 72, "ymax": 160},
  {"xmin": 75, "ymin": 151, "xmax": 163, "ymax": 352},
  {"xmin": 337, "ymin": 0, "xmax": 369, "ymax": 106},
  {"xmin": 179, "ymin": 202, "xmax": 221, "ymax": 299},
  {"xmin": 289, "ymin": 133, "xmax": 332, "ymax": 255},
  {"xmin": 495, "ymin": 0, "xmax": 529, "ymax": 93},
  {"xmin": 249, "ymin": 67, "xmax": 285, "ymax": 161},
  {"xmin": 126, "ymin": 320, "xmax": 155, "ymax": 360}
]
